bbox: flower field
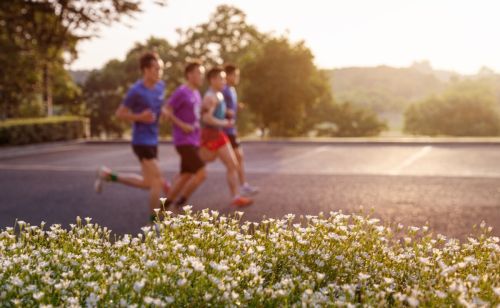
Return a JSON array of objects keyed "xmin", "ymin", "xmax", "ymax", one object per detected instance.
[{"xmin": 1, "ymin": 206, "xmax": 499, "ymax": 307}]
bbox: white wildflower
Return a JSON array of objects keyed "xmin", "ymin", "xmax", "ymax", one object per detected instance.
[
  {"xmin": 407, "ymin": 296, "xmax": 419, "ymax": 307},
  {"xmin": 11, "ymin": 276, "xmax": 23, "ymax": 287},
  {"xmin": 33, "ymin": 292, "xmax": 44, "ymax": 301},
  {"xmin": 358, "ymin": 273, "xmax": 370, "ymax": 281},
  {"xmin": 145, "ymin": 260, "xmax": 157, "ymax": 269},
  {"xmin": 384, "ymin": 277, "xmax": 394, "ymax": 284},
  {"xmin": 133, "ymin": 280, "xmax": 145, "ymax": 293},
  {"xmin": 85, "ymin": 293, "xmax": 99, "ymax": 307},
  {"xmin": 492, "ymin": 287, "xmax": 500, "ymax": 296},
  {"xmin": 435, "ymin": 290, "xmax": 447, "ymax": 299}
]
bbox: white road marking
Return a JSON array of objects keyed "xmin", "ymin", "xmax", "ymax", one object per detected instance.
[
  {"xmin": 389, "ymin": 146, "xmax": 432, "ymax": 175},
  {"xmin": 265, "ymin": 146, "xmax": 329, "ymax": 170}
]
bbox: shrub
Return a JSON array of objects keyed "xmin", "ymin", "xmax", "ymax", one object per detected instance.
[
  {"xmin": 0, "ymin": 116, "xmax": 89, "ymax": 145},
  {"xmin": 318, "ymin": 102, "xmax": 388, "ymax": 137},
  {"xmin": 1, "ymin": 208, "xmax": 499, "ymax": 306},
  {"xmin": 404, "ymin": 80, "xmax": 500, "ymax": 136}
]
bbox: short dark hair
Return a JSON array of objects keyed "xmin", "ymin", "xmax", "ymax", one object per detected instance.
[
  {"xmin": 206, "ymin": 67, "xmax": 224, "ymax": 81},
  {"xmin": 184, "ymin": 61, "xmax": 202, "ymax": 78},
  {"xmin": 139, "ymin": 52, "xmax": 159, "ymax": 71},
  {"xmin": 224, "ymin": 64, "xmax": 238, "ymax": 75}
]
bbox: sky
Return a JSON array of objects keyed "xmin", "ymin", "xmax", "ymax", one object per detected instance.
[{"xmin": 70, "ymin": 0, "xmax": 500, "ymax": 74}]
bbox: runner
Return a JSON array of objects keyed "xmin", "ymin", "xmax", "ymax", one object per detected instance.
[
  {"xmin": 222, "ymin": 64, "xmax": 259, "ymax": 195},
  {"xmin": 199, "ymin": 67, "xmax": 253, "ymax": 206},
  {"xmin": 161, "ymin": 61, "xmax": 206, "ymax": 207},
  {"xmin": 94, "ymin": 52, "xmax": 169, "ymax": 223}
]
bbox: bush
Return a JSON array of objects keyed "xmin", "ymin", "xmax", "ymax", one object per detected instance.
[
  {"xmin": 404, "ymin": 80, "xmax": 500, "ymax": 136},
  {"xmin": 316, "ymin": 102, "xmax": 388, "ymax": 137},
  {"xmin": 0, "ymin": 116, "xmax": 89, "ymax": 145},
  {"xmin": 1, "ymin": 208, "xmax": 498, "ymax": 306}
]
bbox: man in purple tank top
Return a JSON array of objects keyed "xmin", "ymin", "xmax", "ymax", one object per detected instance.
[{"xmin": 161, "ymin": 61, "xmax": 207, "ymax": 208}]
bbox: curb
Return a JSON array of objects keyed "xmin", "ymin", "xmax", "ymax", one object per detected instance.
[
  {"xmin": 0, "ymin": 140, "xmax": 87, "ymax": 160},
  {"xmin": 2, "ymin": 137, "xmax": 500, "ymax": 160},
  {"xmin": 85, "ymin": 138, "xmax": 500, "ymax": 146}
]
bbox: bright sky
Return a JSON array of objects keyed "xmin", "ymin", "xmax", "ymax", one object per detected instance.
[{"xmin": 70, "ymin": 0, "xmax": 500, "ymax": 74}]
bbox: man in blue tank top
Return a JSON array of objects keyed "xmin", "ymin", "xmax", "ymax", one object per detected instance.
[
  {"xmin": 222, "ymin": 64, "xmax": 258, "ymax": 196},
  {"xmin": 94, "ymin": 52, "xmax": 170, "ymax": 224},
  {"xmin": 199, "ymin": 67, "xmax": 253, "ymax": 207}
]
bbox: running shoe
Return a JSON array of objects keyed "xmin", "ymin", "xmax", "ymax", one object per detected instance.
[
  {"xmin": 241, "ymin": 183, "xmax": 259, "ymax": 196},
  {"xmin": 231, "ymin": 196, "xmax": 253, "ymax": 207},
  {"xmin": 94, "ymin": 166, "xmax": 111, "ymax": 194}
]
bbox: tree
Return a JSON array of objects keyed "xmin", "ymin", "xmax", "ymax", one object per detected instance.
[
  {"xmin": 0, "ymin": 0, "xmax": 167, "ymax": 117},
  {"xmin": 83, "ymin": 60, "xmax": 129, "ymax": 137},
  {"xmin": 177, "ymin": 5, "xmax": 265, "ymax": 66},
  {"xmin": 0, "ymin": 33, "xmax": 40, "ymax": 118},
  {"xmin": 240, "ymin": 37, "xmax": 331, "ymax": 137},
  {"xmin": 404, "ymin": 80, "xmax": 500, "ymax": 136},
  {"xmin": 82, "ymin": 4, "xmax": 265, "ymax": 137}
]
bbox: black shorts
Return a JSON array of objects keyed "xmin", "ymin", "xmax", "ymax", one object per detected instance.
[
  {"xmin": 176, "ymin": 145, "xmax": 205, "ymax": 174},
  {"xmin": 227, "ymin": 134, "xmax": 240, "ymax": 149},
  {"xmin": 132, "ymin": 145, "xmax": 158, "ymax": 161}
]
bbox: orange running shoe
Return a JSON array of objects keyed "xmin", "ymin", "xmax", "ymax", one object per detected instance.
[{"xmin": 232, "ymin": 196, "xmax": 253, "ymax": 206}]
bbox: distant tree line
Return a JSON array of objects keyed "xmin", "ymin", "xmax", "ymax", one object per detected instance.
[
  {"xmin": 1, "ymin": 2, "xmax": 388, "ymax": 137},
  {"xmin": 81, "ymin": 5, "xmax": 387, "ymax": 138}
]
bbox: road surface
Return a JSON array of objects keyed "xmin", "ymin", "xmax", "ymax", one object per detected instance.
[{"xmin": 1, "ymin": 142, "xmax": 499, "ymax": 239}]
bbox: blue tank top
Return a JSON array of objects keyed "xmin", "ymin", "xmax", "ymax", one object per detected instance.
[{"xmin": 203, "ymin": 89, "xmax": 226, "ymax": 129}]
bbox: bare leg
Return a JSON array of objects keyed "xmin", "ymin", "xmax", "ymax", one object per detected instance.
[
  {"xmin": 234, "ymin": 147, "xmax": 246, "ymax": 185},
  {"xmin": 200, "ymin": 147, "xmax": 217, "ymax": 162},
  {"xmin": 140, "ymin": 159, "xmax": 163, "ymax": 215},
  {"xmin": 115, "ymin": 173, "xmax": 150, "ymax": 189},
  {"xmin": 217, "ymin": 144, "xmax": 240, "ymax": 198},
  {"xmin": 179, "ymin": 168, "xmax": 206, "ymax": 199},
  {"xmin": 98, "ymin": 166, "xmax": 168, "ymax": 191},
  {"xmin": 167, "ymin": 174, "xmax": 192, "ymax": 202}
]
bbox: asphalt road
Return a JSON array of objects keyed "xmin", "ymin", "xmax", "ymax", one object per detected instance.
[{"xmin": 1, "ymin": 142, "xmax": 499, "ymax": 239}]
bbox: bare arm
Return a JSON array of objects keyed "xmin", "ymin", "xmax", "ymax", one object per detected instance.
[
  {"xmin": 202, "ymin": 95, "xmax": 233, "ymax": 128},
  {"xmin": 115, "ymin": 105, "xmax": 155, "ymax": 124},
  {"xmin": 162, "ymin": 105, "xmax": 194, "ymax": 133}
]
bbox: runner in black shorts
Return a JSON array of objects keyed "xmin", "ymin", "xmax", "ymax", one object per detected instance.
[
  {"xmin": 94, "ymin": 52, "xmax": 170, "ymax": 224},
  {"xmin": 162, "ymin": 61, "xmax": 207, "ymax": 207},
  {"xmin": 222, "ymin": 64, "xmax": 258, "ymax": 195},
  {"xmin": 132, "ymin": 145, "xmax": 158, "ymax": 161},
  {"xmin": 176, "ymin": 145, "xmax": 204, "ymax": 174}
]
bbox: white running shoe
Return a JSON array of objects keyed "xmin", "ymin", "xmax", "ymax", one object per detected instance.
[
  {"xmin": 94, "ymin": 166, "xmax": 111, "ymax": 194},
  {"xmin": 240, "ymin": 183, "xmax": 259, "ymax": 196}
]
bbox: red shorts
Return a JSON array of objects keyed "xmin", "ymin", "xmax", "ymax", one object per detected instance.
[{"xmin": 201, "ymin": 128, "xmax": 229, "ymax": 152}]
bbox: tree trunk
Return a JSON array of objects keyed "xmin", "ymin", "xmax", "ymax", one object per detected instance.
[{"xmin": 42, "ymin": 63, "xmax": 53, "ymax": 117}]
